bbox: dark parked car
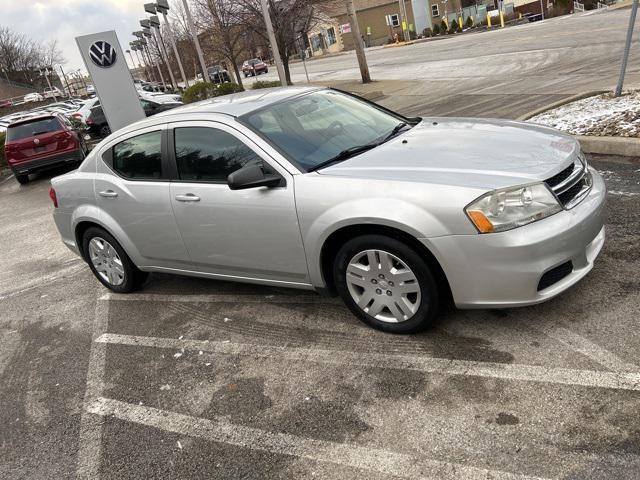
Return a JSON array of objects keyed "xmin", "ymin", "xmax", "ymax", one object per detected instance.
[
  {"xmin": 4, "ymin": 113, "xmax": 87, "ymax": 184},
  {"xmin": 242, "ymin": 58, "xmax": 268, "ymax": 77},
  {"xmin": 207, "ymin": 65, "xmax": 231, "ymax": 84},
  {"xmin": 85, "ymin": 99, "xmax": 182, "ymax": 138}
]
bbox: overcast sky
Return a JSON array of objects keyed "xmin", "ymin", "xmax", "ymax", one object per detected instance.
[{"xmin": 4, "ymin": 0, "xmax": 146, "ymax": 73}]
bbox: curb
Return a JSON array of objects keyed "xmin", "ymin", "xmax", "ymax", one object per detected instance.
[
  {"xmin": 577, "ymin": 136, "xmax": 640, "ymax": 157},
  {"xmin": 516, "ymin": 90, "xmax": 607, "ymax": 121},
  {"xmin": 518, "ymin": 90, "xmax": 640, "ymax": 158}
]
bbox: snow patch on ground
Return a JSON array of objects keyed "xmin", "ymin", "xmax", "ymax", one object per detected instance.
[{"xmin": 529, "ymin": 91, "xmax": 640, "ymax": 137}]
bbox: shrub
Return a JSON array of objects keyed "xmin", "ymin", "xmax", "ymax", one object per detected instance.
[
  {"xmin": 432, "ymin": 24, "xmax": 441, "ymax": 35},
  {"xmin": 440, "ymin": 19, "xmax": 448, "ymax": 33},
  {"xmin": 0, "ymin": 131, "xmax": 6, "ymax": 172},
  {"xmin": 182, "ymin": 81, "xmax": 244, "ymax": 104},
  {"xmin": 465, "ymin": 15, "xmax": 475, "ymax": 28},
  {"xmin": 448, "ymin": 21, "xmax": 458, "ymax": 34},
  {"xmin": 422, "ymin": 27, "xmax": 433, "ymax": 37},
  {"xmin": 252, "ymin": 80, "xmax": 282, "ymax": 90}
]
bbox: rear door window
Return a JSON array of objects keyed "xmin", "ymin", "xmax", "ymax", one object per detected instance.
[
  {"xmin": 6, "ymin": 117, "xmax": 62, "ymax": 141},
  {"xmin": 111, "ymin": 131, "xmax": 164, "ymax": 180}
]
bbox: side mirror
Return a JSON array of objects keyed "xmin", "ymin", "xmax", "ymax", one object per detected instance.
[{"xmin": 227, "ymin": 164, "xmax": 282, "ymax": 190}]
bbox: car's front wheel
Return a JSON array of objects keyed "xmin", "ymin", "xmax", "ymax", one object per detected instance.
[
  {"xmin": 333, "ymin": 235, "xmax": 439, "ymax": 333},
  {"xmin": 82, "ymin": 227, "xmax": 148, "ymax": 293}
]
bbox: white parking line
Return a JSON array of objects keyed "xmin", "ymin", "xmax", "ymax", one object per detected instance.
[
  {"xmin": 95, "ymin": 333, "xmax": 640, "ymax": 391},
  {"xmin": 88, "ymin": 397, "xmax": 548, "ymax": 480},
  {"xmin": 76, "ymin": 294, "xmax": 109, "ymax": 480},
  {"xmin": 101, "ymin": 292, "xmax": 341, "ymax": 304},
  {"xmin": 530, "ymin": 324, "xmax": 639, "ymax": 373},
  {"xmin": 0, "ymin": 174, "xmax": 15, "ymax": 186},
  {"xmin": 0, "ymin": 261, "xmax": 85, "ymax": 300}
]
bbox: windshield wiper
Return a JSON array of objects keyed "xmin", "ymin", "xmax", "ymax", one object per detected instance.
[
  {"xmin": 307, "ymin": 143, "xmax": 379, "ymax": 172},
  {"xmin": 380, "ymin": 122, "xmax": 408, "ymax": 144}
]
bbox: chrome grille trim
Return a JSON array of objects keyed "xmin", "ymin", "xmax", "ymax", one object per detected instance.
[{"xmin": 545, "ymin": 154, "xmax": 591, "ymax": 209}]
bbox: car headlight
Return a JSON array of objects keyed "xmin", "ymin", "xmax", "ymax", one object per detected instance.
[{"xmin": 465, "ymin": 183, "xmax": 562, "ymax": 233}]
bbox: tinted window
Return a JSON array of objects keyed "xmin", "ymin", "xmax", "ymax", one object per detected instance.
[
  {"xmin": 6, "ymin": 117, "xmax": 62, "ymax": 141},
  {"xmin": 112, "ymin": 131, "xmax": 163, "ymax": 180},
  {"xmin": 174, "ymin": 127, "xmax": 262, "ymax": 182}
]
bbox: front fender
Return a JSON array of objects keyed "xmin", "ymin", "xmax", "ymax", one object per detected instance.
[{"xmin": 302, "ymin": 197, "xmax": 450, "ymax": 288}]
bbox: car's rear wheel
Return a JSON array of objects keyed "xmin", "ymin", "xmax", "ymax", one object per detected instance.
[
  {"xmin": 15, "ymin": 173, "xmax": 29, "ymax": 185},
  {"xmin": 333, "ymin": 235, "xmax": 439, "ymax": 333},
  {"xmin": 82, "ymin": 227, "xmax": 148, "ymax": 293}
]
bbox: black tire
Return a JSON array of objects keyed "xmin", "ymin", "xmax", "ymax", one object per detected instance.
[
  {"xmin": 15, "ymin": 173, "xmax": 29, "ymax": 185},
  {"xmin": 333, "ymin": 235, "xmax": 439, "ymax": 334},
  {"xmin": 99, "ymin": 125, "xmax": 111, "ymax": 138},
  {"xmin": 82, "ymin": 226, "xmax": 148, "ymax": 293},
  {"xmin": 264, "ymin": 68, "xmax": 268, "ymax": 74}
]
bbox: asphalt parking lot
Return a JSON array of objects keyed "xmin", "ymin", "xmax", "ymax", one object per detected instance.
[{"xmin": 1, "ymin": 152, "xmax": 639, "ymax": 479}]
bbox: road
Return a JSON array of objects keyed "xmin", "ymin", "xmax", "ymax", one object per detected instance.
[
  {"xmin": 247, "ymin": 8, "xmax": 640, "ymax": 118},
  {"xmin": 1, "ymin": 8, "xmax": 640, "ymax": 480}
]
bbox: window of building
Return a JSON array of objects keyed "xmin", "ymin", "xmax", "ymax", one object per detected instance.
[
  {"xmin": 326, "ymin": 27, "xmax": 336, "ymax": 45},
  {"xmin": 388, "ymin": 13, "xmax": 400, "ymax": 27},
  {"xmin": 174, "ymin": 127, "xmax": 262, "ymax": 182},
  {"xmin": 112, "ymin": 131, "xmax": 163, "ymax": 180},
  {"xmin": 431, "ymin": 4, "xmax": 440, "ymax": 17}
]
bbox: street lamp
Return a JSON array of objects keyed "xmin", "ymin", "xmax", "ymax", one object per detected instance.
[
  {"xmin": 147, "ymin": 12, "xmax": 177, "ymax": 89},
  {"xmin": 139, "ymin": 20, "xmax": 167, "ymax": 88},
  {"xmin": 154, "ymin": 0, "xmax": 189, "ymax": 88},
  {"xmin": 39, "ymin": 66, "xmax": 57, "ymax": 101}
]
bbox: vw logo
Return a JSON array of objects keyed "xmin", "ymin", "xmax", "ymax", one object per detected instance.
[
  {"xmin": 89, "ymin": 41, "xmax": 117, "ymax": 68},
  {"xmin": 33, "ymin": 138, "xmax": 40, "ymax": 145}
]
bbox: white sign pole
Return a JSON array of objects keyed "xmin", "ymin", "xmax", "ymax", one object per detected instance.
[{"xmin": 76, "ymin": 31, "xmax": 146, "ymax": 132}]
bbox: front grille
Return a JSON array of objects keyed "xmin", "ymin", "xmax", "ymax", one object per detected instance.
[
  {"xmin": 546, "ymin": 164, "xmax": 575, "ymax": 189},
  {"xmin": 544, "ymin": 155, "xmax": 590, "ymax": 208},
  {"xmin": 537, "ymin": 261, "xmax": 573, "ymax": 291}
]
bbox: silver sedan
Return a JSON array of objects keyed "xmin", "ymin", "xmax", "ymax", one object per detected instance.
[{"xmin": 50, "ymin": 87, "xmax": 605, "ymax": 333}]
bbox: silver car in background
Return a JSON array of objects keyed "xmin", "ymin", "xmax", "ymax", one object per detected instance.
[{"xmin": 50, "ymin": 87, "xmax": 605, "ymax": 333}]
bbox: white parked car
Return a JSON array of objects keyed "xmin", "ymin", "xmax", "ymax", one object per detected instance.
[
  {"xmin": 43, "ymin": 87, "xmax": 64, "ymax": 99},
  {"xmin": 70, "ymin": 97, "xmax": 100, "ymax": 123},
  {"xmin": 139, "ymin": 91, "xmax": 182, "ymax": 104},
  {"xmin": 86, "ymin": 85, "xmax": 95, "ymax": 95},
  {"xmin": 24, "ymin": 92, "xmax": 44, "ymax": 103}
]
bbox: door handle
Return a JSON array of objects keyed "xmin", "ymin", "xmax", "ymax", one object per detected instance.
[
  {"xmin": 99, "ymin": 190, "xmax": 118, "ymax": 198},
  {"xmin": 175, "ymin": 193, "xmax": 200, "ymax": 202}
]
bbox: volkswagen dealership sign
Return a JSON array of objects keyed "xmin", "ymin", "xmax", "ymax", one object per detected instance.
[
  {"xmin": 89, "ymin": 41, "xmax": 117, "ymax": 68},
  {"xmin": 76, "ymin": 31, "xmax": 145, "ymax": 132}
]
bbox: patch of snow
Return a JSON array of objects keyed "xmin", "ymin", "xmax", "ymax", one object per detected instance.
[
  {"xmin": 529, "ymin": 91, "xmax": 640, "ymax": 137},
  {"xmin": 160, "ymin": 384, "xmax": 171, "ymax": 390},
  {"xmin": 173, "ymin": 352, "xmax": 182, "ymax": 359}
]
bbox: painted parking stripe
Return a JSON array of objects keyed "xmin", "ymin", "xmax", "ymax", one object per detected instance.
[
  {"xmin": 88, "ymin": 397, "xmax": 548, "ymax": 480},
  {"xmin": 101, "ymin": 292, "xmax": 342, "ymax": 305},
  {"xmin": 76, "ymin": 292, "xmax": 109, "ymax": 480},
  {"xmin": 95, "ymin": 333, "xmax": 640, "ymax": 392},
  {"xmin": 529, "ymin": 324, "xmax": 639, "ymax": 373}
]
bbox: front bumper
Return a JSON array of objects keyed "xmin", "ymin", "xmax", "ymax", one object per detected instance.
[{"xmin": 426, "ymin": 168, "xmax": 606, "ymax": 308}]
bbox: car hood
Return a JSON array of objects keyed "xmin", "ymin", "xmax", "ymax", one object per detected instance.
[{"xmin": 319, "ymin": 118, "xmax": 580, "ymax": 190}]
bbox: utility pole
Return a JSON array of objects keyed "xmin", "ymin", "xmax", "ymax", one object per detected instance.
[
  {"xmin": 346, "ymin": 0, "xmax": 371, "ymax": 83},
  {"xmin": 539, "ymin": 0, "xmax": 545, "ymax": 20},
  {"xmin": 616, "ymin": 0, "xmax": 638, "ymax": 97},
  {"xmin": 180, "ymin": 0, "xmax": 209, "ymax": 83},
  {"xmin": 58, "ymin": 65, "xmax": 73, "ymax": 97},
  {"xmin": 260, "ymin": 0, "xmax": 287, "ymax": 86}
]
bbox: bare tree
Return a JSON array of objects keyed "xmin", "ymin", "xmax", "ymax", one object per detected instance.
[
  {"xmin": 238, "ymin": 0, "xmax": 339, "ymax": 85},
  {"xmin": 195, "ymin": 0, "xmax": 248, "ymax": 87},
  {"xmin": 0, "ymin": 27, "xmax": 65, "ymax": 85}
]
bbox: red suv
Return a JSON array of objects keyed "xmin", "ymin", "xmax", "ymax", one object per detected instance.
[{"xmin": 4, "ymin": 113, "xmax": 86, "ymax": 184}]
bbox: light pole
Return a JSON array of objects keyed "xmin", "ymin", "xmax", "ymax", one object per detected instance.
[
  {"xmin": 180, "ymin": 0, "xmax": 209, "ymax": 83},
  {"xmin": 149, "ymin": 14, "xmax": 177, "ymax": 89},
  {"xmin": 616, "ymin": 0, "xmax": 639, "ymax": 97},
  {"xmin": 345, "ymin": 0, "xmax": 371, "ymax": 83},
  {"xmin": 140, "ymin": 20, "xmax": 167, "ymax": 88},
  {"xmin": 260, "ymin": 0, "xmax": 286, "ymax": 86},
  {"xmin": 155, "ymin": 0, "xmax": 189, "ymax": 88},
  {"xmin": 39, "ymin": 67, "xmax": 57, "ymax": 101}
]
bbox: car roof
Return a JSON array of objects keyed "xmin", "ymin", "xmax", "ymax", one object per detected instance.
[{"xmin": 157, "ymin": 86, "xmax": 323, "ymax": 119}]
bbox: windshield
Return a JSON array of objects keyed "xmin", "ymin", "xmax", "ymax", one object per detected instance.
[
  {"xmin": 241, "ymin": 90, "xmax": 409, "ymax": 171},
  {"xmin": 6, "ymin": 117, "xmax": 62, "ymax": 141}
]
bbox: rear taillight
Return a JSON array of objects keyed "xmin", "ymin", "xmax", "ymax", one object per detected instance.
[{"xmin": 49, "ymin": 187, "xmax": 58, "ymax": 208}]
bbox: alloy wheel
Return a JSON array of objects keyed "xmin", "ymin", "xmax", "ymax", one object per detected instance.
[
  {"xmin": 345, "ymin": 249, "xmax": 421, "ymax": 323},
  {"xmin": 88, "ymin": 237, "xmax": 125, "ymax": 286}
]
